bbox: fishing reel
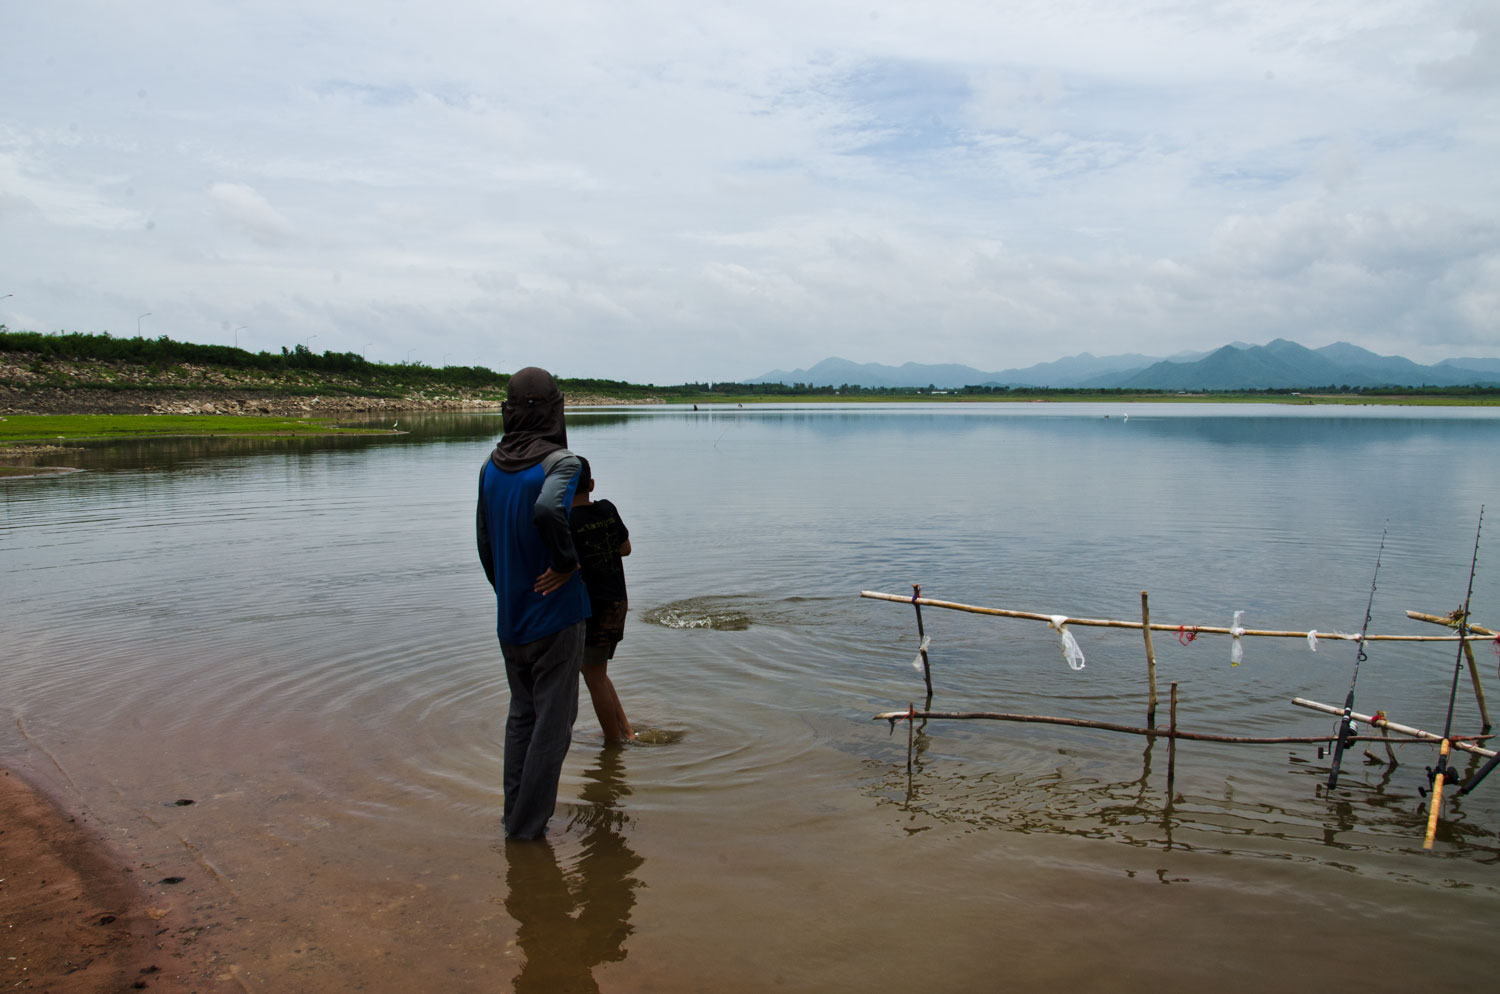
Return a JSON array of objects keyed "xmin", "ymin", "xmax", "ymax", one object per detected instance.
[{"xmin": 1417, "ymin": 762, "xmax": 1450, "ymax": 798}]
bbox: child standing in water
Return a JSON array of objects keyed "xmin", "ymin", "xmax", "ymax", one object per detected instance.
[{"xmin": 569, "ymin": 457, "xmax": 636, "ymax": 743}]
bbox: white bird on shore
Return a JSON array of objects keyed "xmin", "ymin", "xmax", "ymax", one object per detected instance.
[{"xmin": 392, "ymin": 420, "xmax": 399, "ymax": 430}]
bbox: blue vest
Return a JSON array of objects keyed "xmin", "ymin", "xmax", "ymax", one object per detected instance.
[{"xmin": 479, "ymin": 459, "xmax": 590, "ymax": 644}]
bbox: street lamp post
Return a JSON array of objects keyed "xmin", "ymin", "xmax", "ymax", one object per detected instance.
[
  {"xmin": 233, "ymin": 325, "xmax": 246, "ymax": 349},
  {"xmin": 306, "ymin": 334, "xmax": 317, "ymax": 354},
  {"xmin": 137, "ymin": 312, "xmax": 151, "ymax": 338}
]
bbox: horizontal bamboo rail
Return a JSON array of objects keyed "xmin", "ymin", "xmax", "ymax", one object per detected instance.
[
  {"xmin": 870, "ymin": 709, "xmax": 1423, "ymax": 745},
  {"xmin": 1292, "ymin": 698, "xmax": 1497, "ymax": 759},
  {"xmin": 861, "ymin": 590, "xmax": 1493, "ymax": 643},
  {"xmin": 1406, "ymin": 611, "xmax": 1497, "ymax": 637}
]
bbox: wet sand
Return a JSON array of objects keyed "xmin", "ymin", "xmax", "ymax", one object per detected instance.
[{"xmin": 0, "ymin": 765, "xmax": 209, "ymax": 993}]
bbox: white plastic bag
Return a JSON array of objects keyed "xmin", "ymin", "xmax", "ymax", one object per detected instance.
[
  {"xmin": 1050, "ymin": 615, "xmax": 1086, "ymax": 671},
  {"xmin": 911, "ymin": 634, "xmax": 931, "ymax": 672}
]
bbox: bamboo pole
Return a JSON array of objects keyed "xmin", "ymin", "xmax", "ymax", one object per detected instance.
[
  {"xmin": 1142, "ymin": 590, "xmax": 1159, "ymax": 727},
  {"xmin": 1406, "ymin": 610, "xmax": 1493, "ymax": 732},
  {"xmin": 1167, "ymin": 683, "xmax": 1179, "ymax": 795},
  {"xmin": 868, "ymin": 709, "xmax": 1410, "ymax": 744},
  {"xmin": 906, "ymin": 702, "xmax": 915, "ymax": 776},
  {"xmin": 911, "ymin": 584, "xmax": 933, "ymax": 703},
  {"xmin": 862, "ymin": 590, "xmax": 1491, "ymax": 643},
  {"xmin": 1463, "ymin": 638, "xmax": 1491, "ymax": 733},
  {"xmin": 1406, "ymin": 611, "xmax": 1496, "ymax": 637},
  {"xmin": 1374, "ymin": 721, "xmax": 1398, "ymax": 766},
  {"xmin": 1290, "ymin": 698, "xmax": 1497, "ymax": 759}
]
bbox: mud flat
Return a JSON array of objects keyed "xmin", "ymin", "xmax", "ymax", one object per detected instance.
[{"xmin": 0, "ymin": 765, "xmax": 210, "ymax": 993}]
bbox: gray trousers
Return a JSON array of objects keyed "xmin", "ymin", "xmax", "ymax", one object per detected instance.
[{"xmin": 501, "ymin": 620, "xmax": 585, "ymax": 839}]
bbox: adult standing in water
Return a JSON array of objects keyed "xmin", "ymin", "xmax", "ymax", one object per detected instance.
[{"xmin": 476, "ymin": 367, "xmax": 590, "ymax": 840}]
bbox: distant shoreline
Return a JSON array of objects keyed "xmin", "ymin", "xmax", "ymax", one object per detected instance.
[{"xmin": 5, "ymin": 335, "xmax": 1498, "ymax": 416}]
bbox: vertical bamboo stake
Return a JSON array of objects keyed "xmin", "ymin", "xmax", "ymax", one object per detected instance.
[
  {"xmin": 1379, "ymin": 724, "xmax": 1398, "ymax": 766},
  {"xmin": 1462, "ymin": 638, "xmax": 1492, "ymax": 733},
  {"xmin": 1142, "ymin": 590, "xmax": 1159, "ymax": 728},
  {"xmin": 912, "ymin": 583, "xmax": 933, "ymax": 704},
  {"xmin": 1167, "ymin": 682, "xmax": 1179, "ymax": 798},
  {"xmin": 906, "ymin": 702, "xmax": 915, "ymax": 777},
  {"xmin": 1406, "ymin": 610, "xmax": 1492, "ymax": 733}
]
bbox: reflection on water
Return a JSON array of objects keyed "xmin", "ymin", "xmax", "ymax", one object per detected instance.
[
  {"xmin": 504, "ymin": 750, "xmax": 642, "ymax": 994},
  {"xmin": 866, "ymin": 713, "xmax": 1500, "ymax": 876}
]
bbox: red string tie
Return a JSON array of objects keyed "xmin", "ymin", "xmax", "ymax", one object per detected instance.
[{"xmin": 1178, "ymin": 626, "xmax": 1199, "ymax": 645}]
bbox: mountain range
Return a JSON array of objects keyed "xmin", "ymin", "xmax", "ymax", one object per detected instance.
[{"xmin": 749, "ymin": 340, "xmax": 1500, "ymax": 391}]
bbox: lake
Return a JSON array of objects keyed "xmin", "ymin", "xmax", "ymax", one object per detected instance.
[{"xmin": 3, "ymin": 402, "xmax": 1500, "ymax": 993}]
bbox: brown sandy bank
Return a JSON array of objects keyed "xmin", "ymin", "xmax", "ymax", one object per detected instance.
[{"xmin": 0, "ymin": 766, "xmax": 211, "ymax": 993}]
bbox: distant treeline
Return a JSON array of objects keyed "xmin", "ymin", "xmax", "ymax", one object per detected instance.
[
  {"xmin": 4, "ymin": 329, "xmax": 1497, "ymax": 399},
  {"xmin": 0, "ymin": 329, "xmax": 506, "ymax": 389}
]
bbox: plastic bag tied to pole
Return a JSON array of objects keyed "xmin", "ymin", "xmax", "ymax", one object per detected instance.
[
  {"xmin": 1049, "ymin": 615, "xmax": 1086, "ymax": 671},
  {"xmin": 911, "ymin": 634, "xmax": 931, "ymax": 672},
  {"xmin": 1307, "ymin": 630, "xmax": 1319, "ymax": 652},
  {"xmin": 1230, "ymin": 610, "xmax": 1246, "ymax": 666}
]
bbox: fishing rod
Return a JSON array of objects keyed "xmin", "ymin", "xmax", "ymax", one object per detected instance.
[
  {"xmin": 1422, "ymin": 506, "xmax": 1484, "ymax": 850},
  {"xmin": 1459, "ymin": 537, "xmax": 1500, "ymax": 794},
  {"xmin": 1327, "ymin": 526, "xmax": 1387, "ymax": 791}
]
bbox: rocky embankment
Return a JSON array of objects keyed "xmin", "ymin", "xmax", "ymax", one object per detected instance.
[{"xmin": 0, "ymin": 353, "xmax": 638, "ymax": 414}]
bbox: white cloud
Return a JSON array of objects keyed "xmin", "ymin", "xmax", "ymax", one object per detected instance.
[
  {"xmin": 208, "ymin": 183, "xmax": 295, "ymax": 246},
  {"xmin": 0, "ymin": 0, "xmax": 1496, "ymax": 381}
]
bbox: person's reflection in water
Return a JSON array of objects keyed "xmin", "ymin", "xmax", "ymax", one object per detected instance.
[{"xmin": 504, "ymin": 748, "xmax": 643, "ymax": 993}]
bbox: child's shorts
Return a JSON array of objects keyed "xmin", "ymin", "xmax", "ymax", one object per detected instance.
[{"xmin": 584, "ymin": 599, "xmax": 628, "ymax": 661}]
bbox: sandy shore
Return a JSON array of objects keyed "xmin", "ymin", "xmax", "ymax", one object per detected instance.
[{"xmin": 0, "ymin": 765, "xmax": 209, "ymax": 993}]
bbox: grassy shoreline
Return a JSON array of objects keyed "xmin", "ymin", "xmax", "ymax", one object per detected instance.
[{"xmin": 0, "ymin": 413, "xmax": 392, "ymax": 444}]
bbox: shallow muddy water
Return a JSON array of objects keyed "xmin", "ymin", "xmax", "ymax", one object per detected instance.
[{"xmin": 4, "ymin": 403, "xmax": 1500, "ymax": 992}]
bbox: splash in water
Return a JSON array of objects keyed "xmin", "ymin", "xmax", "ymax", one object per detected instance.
[{"xmin": 642, "ymin": 596, "xmax": 752, "ymax": 631}]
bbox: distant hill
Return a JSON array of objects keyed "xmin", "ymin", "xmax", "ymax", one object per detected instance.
[
  {"xmin": 748, "ymin": 353, "xmax": 1168, "ymax": 389},
  {"xmin": 750, "ymin": 342, "xmax": 1500, "ymax": 391},
  {"xmin": 1106, "ymin": 340, "xmax": 1500, "ymax": 391}
]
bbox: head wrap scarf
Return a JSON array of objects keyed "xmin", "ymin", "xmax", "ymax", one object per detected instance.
[{"xmin": 491, "ymin": 366, "xmax": 568, "ymax": 472}]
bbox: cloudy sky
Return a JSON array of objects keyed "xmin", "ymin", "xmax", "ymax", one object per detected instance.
[{"xmin": 2, "ymin": 1, "xmax": 1497, "ymax": 383}]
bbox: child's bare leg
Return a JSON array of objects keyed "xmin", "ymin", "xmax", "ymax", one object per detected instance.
[
  {"xmin": 583, "ymin": 647, "xmax": 633, "ymax": 742},
  {"xmin": 604, "ymin": 670, "xmax": 634, "ymax": 742}
]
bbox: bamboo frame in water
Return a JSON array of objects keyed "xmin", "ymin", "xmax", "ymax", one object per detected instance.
[
  {"xmin": 865, "ymin": 586, "xmax": 1496, "ymax": 835},
  {"xmin": 1291, "ymin": 698, "xmax": 1497, "ymax": 759},
  {"xmin": 1408, "ymin": 610, "xmax": 1495, "ymax": 732},
  {"xmin": 861, "ymin": 590, "xmax": 1495, "ymax": 643}
]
